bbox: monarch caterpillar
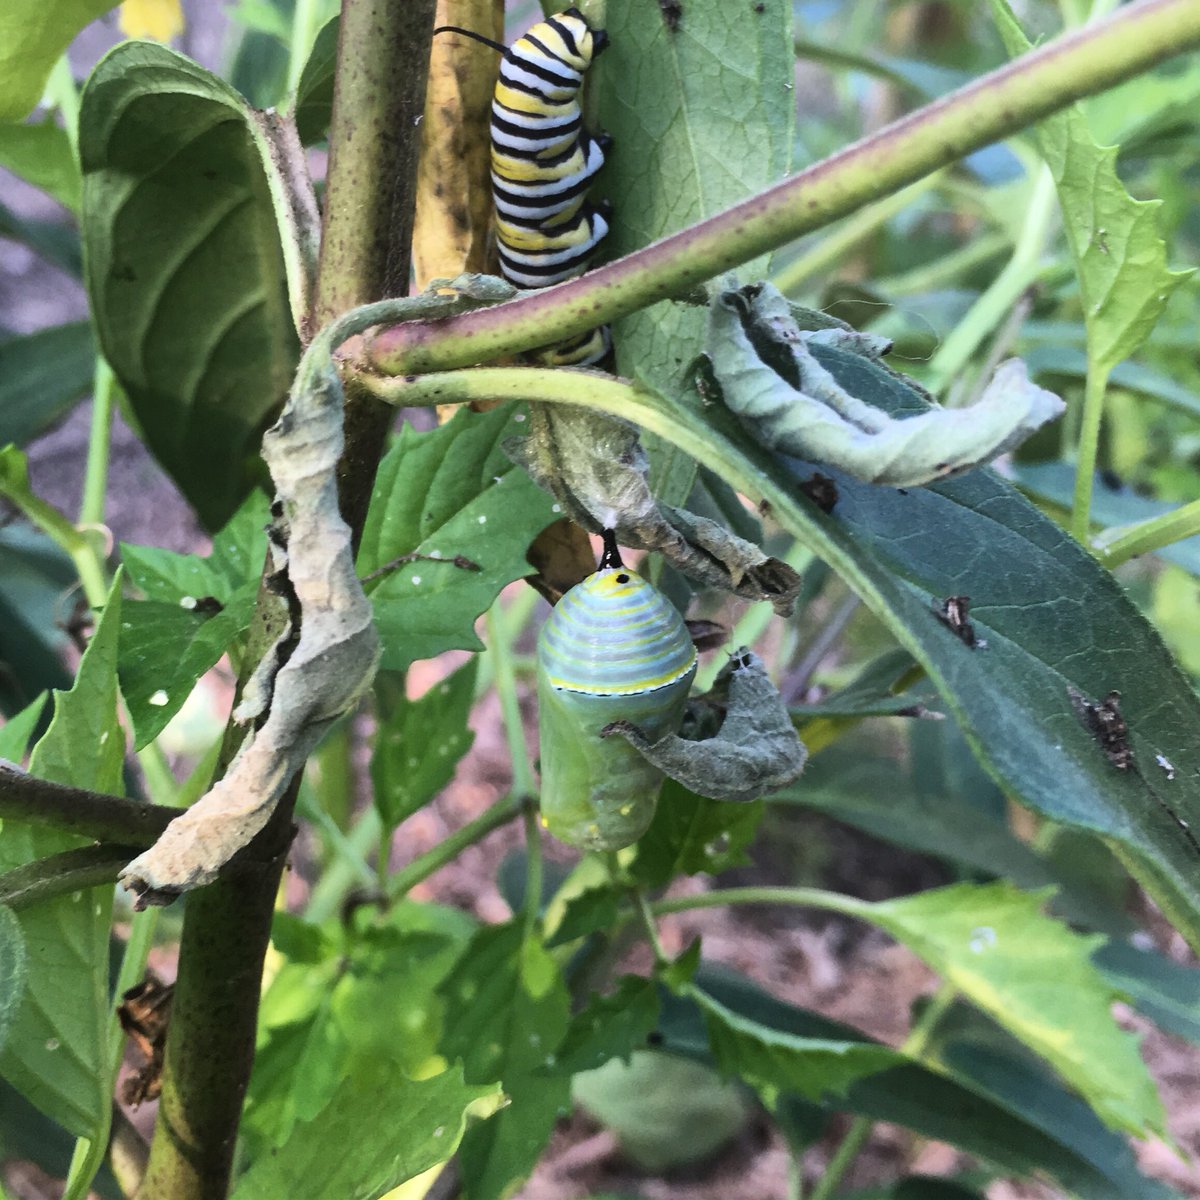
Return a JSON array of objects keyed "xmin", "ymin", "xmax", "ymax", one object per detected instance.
[
  {"xmin": 537, "ymin": 538, "xmax": 697, "ymax": 850},
  {"xmin": 435, "ymin": 8, "xmax": 612, "ymax": 366}
]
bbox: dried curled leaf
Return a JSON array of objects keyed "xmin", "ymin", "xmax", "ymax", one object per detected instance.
[
  {"xmin": 604, "ymin": 649, "xmax": 807, "ymax": 803},
  {"xmin": 708, "ymin": 282, "xmax": 1065, "ymax": 487},
  {"xmin": 119, "ymin": 361, "xmax": 380, "ymax": 905},
  {"xmin": 507, "ymin": 404, "xmax": 801, "ymax": 615}
]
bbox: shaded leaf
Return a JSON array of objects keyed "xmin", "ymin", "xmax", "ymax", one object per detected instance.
[
  {"xmin": 0, "ymin": 198, "xmax": 82, "ymax": 276},
  {"xmin": 80, "ymin": 42, "xmax": 298, "ymax": 529},
  {"xmin": 371, "ymin": 658, "xmax": 477, "ymax": 832},
  {"xmin": 0, "ymin": 118, "xmax": 80, "ymax": 211},
  {"xmin": 1095, "ymin": 939, "xmax": 1200, "ymax": 1046},
  {"xmin": 0, "ymin": 322, "xmax": 95, "ymax": 448},
  {"xmin": 359, "ymin": 406, "xmax": 558, "ymax": 671},
  {"xmin": 550, "ymin": 976, "xmax": 660, "ymax": 1075},
  {"xmin": 0, "ymin": 578, "xmax": 123, "ymax": 1139},
  {"xmin": 0, "ymin": 0, "xmax": 115, "ymax": 122},
  {"xmin": 291, "ymin": 16, "xmax": 337, "ymax": 146}
]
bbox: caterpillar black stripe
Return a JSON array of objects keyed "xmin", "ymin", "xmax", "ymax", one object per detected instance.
[{"xmin": 435, "ymin": 8, "xmax": 612, "ymax": 367}]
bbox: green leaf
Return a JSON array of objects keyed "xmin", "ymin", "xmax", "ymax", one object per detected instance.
[
  {"xmin": 550, "ymin": 976, "xmax": 660, "ymax": 1075},
  {"xmin": 0, "ymin": 323, "xmax": 95, "ymax": 449},
  {"xmin": 80, "ymin": 42, "xmax": 298, "ymax": 530},
  {"xmin": 789, "ymin": 648, "xmax": 937, "ymax": 718},
  {"xmin": 0, "ymin": 576, "xmax": 123, "ymax": 1139},
  {"xmin": 0, "ymin": 197, "xmax": 82, "ymax": 276},
  {"xmin": 0, "ymin": 694, "xmax": 47, "ymax": 763},
  {"xmin": 595, "ymin": 0, "xmax": 793, "ymax": 500},
  {"xmin": 990, "ymin": 0, "xmax": 1192, "ymax": 370},
  {"xmin": 231, "ymin": 1061, "xmax": 494, "ymax": 1200},
  {"xmin": 439, "ymin": 922, "xmax": 571, "ymax": 1200},
  {"xmin": 119, "ymin": 582, "xmax": 259, "ymax": 749},
  {"xmin": 588, "ymin": 338, "xmax": 1200, "ymax": 948},
  {"xmin": 0, "ymin": 908, "xmax": 26, "ymax": 1056},
  {"xmin": 631, "ymin": 779, "xmax": 764, "ymax": 890},
  {"xmin": 358, "ymin": 406, "xmax": 558, "ymax": 671},
  {"xmin": 371, "ymin": 659, "xmax": 477, "ymax": 832},
  {"xmin": 291, "ymin": 16, "xmax": 338, "ymax": 146},
  {"xmin": 544, "ymin": 883, "xmax": 621, "ymax": 948},
  {"xmin": 1095, "ymin": 939, "xmax": 1200, "ymax": 1045},
  {"xmin": 0, "ymin": 0, "xmax": 116, "ymax": 122},
  {"xmin": 0, "ymin": 118, "xmax": 80, "ymax": 211},
  {"xmin": 694, "ymin": 987, "xmax": 904, "ymax": 1104},
  {"xmin": 866, "ymin": 882, "xmax": 1162, "ymax": 1137}
]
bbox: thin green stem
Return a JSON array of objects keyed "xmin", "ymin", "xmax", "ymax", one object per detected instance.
[
  {"xmin": 369, "ymin": 0, "xmax": 1200, "ymax": 375},
  {"xmin": 487, "ymin": 605, "xmax": 536, "ymax": 800},
  {"xmin": 386, "ymin": 796, "xmax": 523, "ymax": 901},
  {"xmin": 305, "ymin": 805, "xmax": 383, "ymax": 922},
  {"xmin": 522, "ymin": 804, "xmax": 544, "ymax": 939},
  {"xmin": 79, "ymin": 358, "xmax": 115, "ymax": 527},
  {"xmin": 651, "ymin": 886, "xmax": 873, "ymax": 923},
  {"xmin": 808, "ymin": 981, "xmax": 958, "ymax": 1200},
  {"xmin": 633, "ymin": 888, "xmax": 669, "ymax": 968},
  {"xmin": 1093, "ymin": 498, "xmax": 1200, "ymax": 567},
  {"xmin": 45, "ymin": 55, "xmax": 81, "ymax": 152},
  {"xmin": 770, "ymin": 172, "xmax": 946, "ymax": 296},
  {"xmin": 874, "ymin": 231, "xmax": 1008, "ymax": 297},
  {"xmin": 1071, "ymin": 358, "xmax": 1111, "ymax": 542},
  {"xmin": 924, "ymin": 164, "xmax": 1058, "ymax": 397}
]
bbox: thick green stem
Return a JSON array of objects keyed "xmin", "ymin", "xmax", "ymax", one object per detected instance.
[
  {"xmin": 79, "ymin": 357, "xmax": 115, "ymax": 528},
  {"xmin": 369, "ymin": 0, "xmax": 1200, "ymax": 375},
  {"xmin": 137, "ymin": 3, "xmax": 437, "ymax": 1197}
]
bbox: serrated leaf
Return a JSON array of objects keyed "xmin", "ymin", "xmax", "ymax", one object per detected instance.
[
  {"xmin": 358, "ymin": 406, "xmax": 558, "ymax": 671},
  {"xmin": 990, "ymin": 1, "xmax": 1192, "ymax": 371},
  {"xmin": 0, "ymin": 0, "xmax": 116, "ymax": 122},
  {"xmin": 0, "ymin": 695, "xmax": 46, "ymax": 763},
  {"xmin": 595, "ymin": 0, "xmax": 793, "ymax": 500},
  {"xmin": 80, "ymin": 42, "xmax": 298, "ymax": 529},
  {"xmin": 0, "ymin": 908, "xmax": 26, "ymax": 1056},
  {"xmin": 231, "ymin": 1061, "xmax": 494, "ymax": 1200},
  {"xmin": 0, "ymin": 323, "xmax": 95, "ymax": 448},
  {"xmin": 867, "ymin": 882, "xmax": 1162, "ymax": 1137},
  {"xmin": 439, "ymin": 922, "xmax": 570, "ymax": 1200},
  {"xmin": 0, "ymin": 119, "xmax": 80, "ymax": 212},
  {"xmin": 631, "ymin": 779, "xmax": 764, "ymax": 890},
  {"xmin": 695, "ymin": 987, "xmax": 904, "ymax": 1104},
  {"xmin": 550, "ymin": 976, "xmax": 660, "ymax": 1075},
  {"xmin": 371, "ymin": 659, "xmax": 477, "ymax": 832},
  {"xmin": 0, "ymin": 576, "xmax": 123, "ymax": 1139},
  {"xmin": 544, "ymin": 884, "xmax": 621, "ymax": 948}
]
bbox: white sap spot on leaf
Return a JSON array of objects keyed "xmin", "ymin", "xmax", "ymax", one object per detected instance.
[
  {"xmin": 477, "ymin": 515, "xmax": 487, "ymax": 524},
  {"xmin": 408, "ymin": 758, "xmax": 418, "ymax": 768},
  {"xmin": 44, "ymin": 1038, "xmax": 60, "ymax": 1051},
  {"xmin": 440, "ymin": 683, "xmax": 450, "ymax": 694},
  {"xmin": 969, "ymin": 926, "xmax": 997, "ymax": 954},
  {"xmin": 433, "ymin": 1126, "xmax": 445, "ymax": 1138},
  {"xmin": 551, "ymin": 504, "xmax": 562, "ymax": 513},
  {"xmin": 180, "ymin": 595, "xmax": 197, "ymax": 609},
  {"xmin": 411, "ymin": 575, "xmax": 421, "ymax": 585},
  {"xmin": 1156, "ymin": 753, "xmax": 1176, "ymax": 780},
  {"xmin": 99, "ymin": 731, "xmax": 109, "ymax": 744},
  {"xmin": 514, "ymin": 412, "xmax": 526, "ymax": 422},
  {"xmin": 149, "ymin": 689, "xmax": 170, "ymax": 707}
]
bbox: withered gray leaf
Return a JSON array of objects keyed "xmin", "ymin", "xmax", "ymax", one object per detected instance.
[
  {"xmin": 507, "ymin": 403, "xmax": 800, "ymax": 615},
  {"xmin": 708, "ymin": 282, "xmax": 1065, "ymax": 487},
  {"xmin": 604, "ymin": 649, "xmax": 807, "ymax": 803}
]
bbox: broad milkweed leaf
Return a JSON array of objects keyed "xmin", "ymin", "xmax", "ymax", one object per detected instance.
[
  {"xmin": 80, "ymin": 42, "xmax": 299, "ymax": 530},
  {"xmin": 865, "ymin": 882, "xmax": 1162, "ymax": 1137},
  {"xmin": 989, "ymin": 1, "xmax": 1192, "ymax": 372},
  {"xmin": 575, "ymin": 330, "xmax": 1200, "ymax": 949},
  {"xmin": 0, "ymin": 323, "xmax": 95, "ymax": 448},
  {"xmin": 0, "ymin": 0, "xmax": 116, "ymax": 122},
  {"xmin": 0, "ymin": 576, "xmax": 123, "ymax": 1139},
  {"xmin": 358, "ymin": 406, "xmax": 558, "ymax": 672},
  {"xmin": 595, "ymin": 0, "xmax": 794, "ymax": 501},
  {"xmin": 708, "ymin": 284, "xmax": 1064, "ymax": 486},
  {"xmin": 230, "ymin": 1061, "xmax": 494, "ymax": 1200},
  {"xmin": 371, "ymin": 659, "xmax": 477, "ymax": 832}
]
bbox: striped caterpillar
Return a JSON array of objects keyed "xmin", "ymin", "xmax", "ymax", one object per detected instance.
[{"xmin": 435, "ymin": 7, "xmax": 612, "ymax": 365}]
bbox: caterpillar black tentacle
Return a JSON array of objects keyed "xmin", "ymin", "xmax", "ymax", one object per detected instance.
[{"xmin": 436, "ymin": 8, "xmax": 613, "ymax": 367}]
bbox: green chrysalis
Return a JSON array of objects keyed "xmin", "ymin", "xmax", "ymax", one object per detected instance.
[{"xmin": 537, "ymin": 540, "xmax": 696, "ymax": 851}]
